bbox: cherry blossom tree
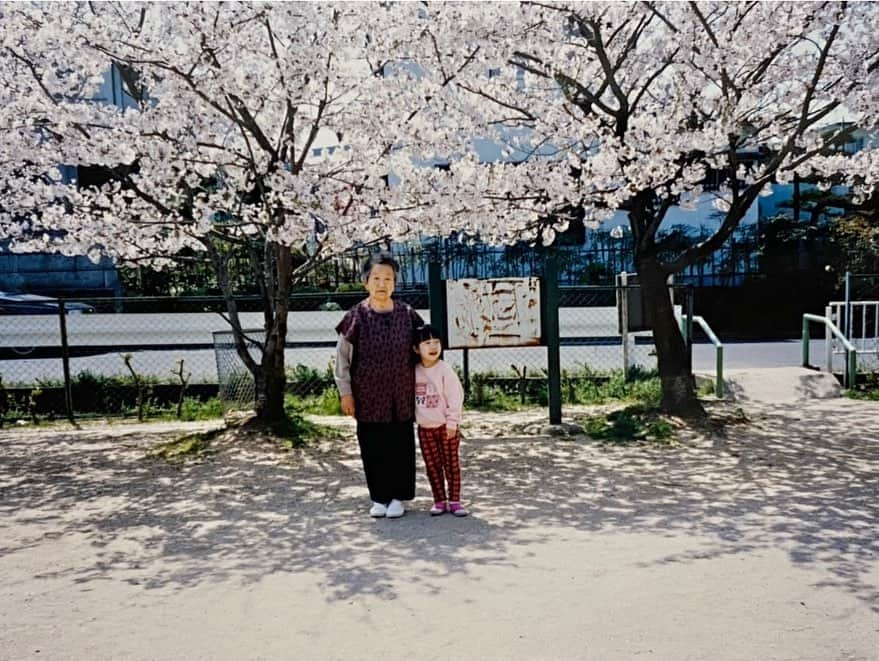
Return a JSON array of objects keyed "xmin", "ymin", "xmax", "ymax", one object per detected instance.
[
  {"xmin": 3, "ymin": 2, "xmax": 878, "ymax": 423},
  {"xmin": 384, "ymin": 1, "xmax": 879, "ymax": 416},
  {"xmin": 0, "ymin": 1, "xmax": 420, "ymax": 427}
]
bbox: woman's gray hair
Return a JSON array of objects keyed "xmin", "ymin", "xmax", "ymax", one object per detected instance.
[{"xmin": 361, "ymin": 250, "xmax": 399, "ymax": 282}]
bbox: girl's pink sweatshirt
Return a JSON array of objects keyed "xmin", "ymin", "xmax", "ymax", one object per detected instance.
[{"xmin": 414, "ymin": 360, "xmax": 464, "ymax": 429}]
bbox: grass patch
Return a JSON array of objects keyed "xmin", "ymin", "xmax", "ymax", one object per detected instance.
[
  {"xmin": 152, "ymin": 396, "xmax": 225, "ymax": 421},
  {"xmin": 467, "ymin": 381, "xmax": 529, "ymax": 412},
  {"xmin": 847, "ymin": 373, "xmax": 879, "ymax": 401},
  {"xmin": 296, "ymin": 386, "xmax": 344, "ymax": 415},
  {"xmin": 562, "ymin": 367, "xmax": 662, "ymax": 407},
  {"xmin": 849, "ymin": 390, "xmax": 879, "ymax": 401},
  {"xmin": 148, "ymin": 408, "xmax": 323, "ymax": 463},
  {"xmin": 279, "ymin": 398, "xmax": 323, "ymax": 448},
  {"xmin": 464, "ymin": 367, "xmax": 663, "ymax": 412},
  {"xmin": 147, "ymin": 431, "xmax": 214, "ymax": 462},
  {"xmin": 580, "ymin": 404, "xmax": 676, "ymax": 444},
  {"xmin": 696, "ymin": 379, "xmax": 716, "ymax": 397}
]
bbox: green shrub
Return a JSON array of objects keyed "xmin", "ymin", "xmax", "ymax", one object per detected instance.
[
  {"xmin": 467, "ymin": 384, "xmax": 524, "ymax": 411},
  {"xmin": 458, "ymin": 366, "xmax": 662, "ymax": 410},
  {"xmin": 286, "ymin": 364, "xmax": 335, "ymax": 397},
  {"xmin": 0, "ymin": 375, "xmax": 7, "ymax": 426},
  {"xmin": 697, "ymin": 379, "xmax": 716, "ymax": 397},
  {"xmin": 848, "ymin": 372, "xmax": 879, "ymax": 400},
  {"xmin": 176, "ymin": 396, "xmax": 225, "ymax": 421},
  {"xmin": 565, "ymin": 367, "xmax": 661, "ymax": 407},
  {"xmin": 70, "ymin": 371, "xmax": 159, "ymax": 414},
  {"xmin": 296, "ymin": 387, "xmax": 343, "ymax": 415}
]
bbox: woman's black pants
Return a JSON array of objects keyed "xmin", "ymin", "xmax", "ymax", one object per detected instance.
[{"xmin": 356, "ymin": 420, "xmax": 416, "ymax": 504}]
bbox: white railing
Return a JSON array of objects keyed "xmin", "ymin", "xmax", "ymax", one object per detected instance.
[{"xmin": 828, "ymin": 300, "xmax": 879, "ymax": 354}]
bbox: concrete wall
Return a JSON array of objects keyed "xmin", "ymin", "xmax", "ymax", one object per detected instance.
[{"xmin": 0, "ymin": 252, "xmax": 121, "ymax": 296}]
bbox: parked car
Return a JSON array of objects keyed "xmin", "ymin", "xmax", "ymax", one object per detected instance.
[{"xmin": 0, "ymin": 291, "xmax": 95, "ymax": 315}]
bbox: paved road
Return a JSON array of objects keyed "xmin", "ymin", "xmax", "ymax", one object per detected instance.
[
  {"xmin": 0, "ymin": 305, "xmax": 868, "ymax": 384},
  {"xmin": 693, "ymin": 339, "xmax": 820, "ymax": 371}
]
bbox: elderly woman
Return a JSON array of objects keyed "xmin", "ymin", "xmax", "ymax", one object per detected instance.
[{"xmin": 334, "ymin": 251, "xmax": 425, "ymax": 519}]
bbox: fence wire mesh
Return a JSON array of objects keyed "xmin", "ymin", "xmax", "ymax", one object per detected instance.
[
  {"xmin": 1, "ymin": 287, "xmax": 695, "ymax": 425},
  {"xmin": 213, "ymin": 329, "xmax": 263, "ymax": 414}
]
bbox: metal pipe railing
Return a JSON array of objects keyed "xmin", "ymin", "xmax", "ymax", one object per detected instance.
[
  {"xmin": 803, "ymin": 313, "xmax": 857, "ymax": 387},
  {"xmin": 681, "ymin": 314, "xmax": 724, "ymax": 398}
]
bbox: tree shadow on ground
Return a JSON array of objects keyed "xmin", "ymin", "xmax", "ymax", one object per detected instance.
[{"xmin": 0, "ymin": 398, "xmax": 876, "ymax": 612}]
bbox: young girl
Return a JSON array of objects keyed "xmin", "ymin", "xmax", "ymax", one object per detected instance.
[{"xmin": 413, "ymin": 324, "xmax": 468, "ymax": 517}]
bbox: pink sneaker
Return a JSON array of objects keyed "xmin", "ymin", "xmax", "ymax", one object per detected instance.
[
  {"xmin": 429, "ymin": 502, "xmax": 447, "ymax": 516},
  {"xmin": 448, "ymin": 502, "xmax": 468, "ymax": 517}
]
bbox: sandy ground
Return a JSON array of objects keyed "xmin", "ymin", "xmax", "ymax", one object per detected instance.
[{"xmin": 1, "ymin": 398, "xmax": 877, "ymax": 661}]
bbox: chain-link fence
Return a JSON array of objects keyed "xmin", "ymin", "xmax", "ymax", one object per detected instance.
[
  {"xmin": 0, "ymin": 293, "xmax": 396, "ymax": 424},
  {"xmin": 1, "ymin": 286, "xmax": 692, "ymax": 425}
]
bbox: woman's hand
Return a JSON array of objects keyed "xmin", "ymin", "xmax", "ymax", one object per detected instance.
[{"xmin": 340, "ymin": 394, "xmax": 356, "ymax": 417}]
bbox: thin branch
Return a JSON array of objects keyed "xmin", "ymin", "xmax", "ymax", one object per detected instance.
[
  {"xmin": 572, "ymin": 15, "xmax": 629, "ymax": 127},
  {"xmin": 630, "ymin": 51, "xmax": 677, "ymax": 115},
  {"xmin": 730, "ymin": 2, "xmax": 759, "ymax": 33},
  {"xmin": 639, "ymin": 1, "xmax": 680, "ymax": 33},
  {"xmin": 203, "ymin": 235, "xmax": 263, "ymax": 372},
  {"xmin": 795, "ymin": 18, "xmax": 841, "ymax": 135},
  {"xmin": 689, "ymin": 2, "xmax": 738, "ymax": 99},
  {"xmin": 292, "ymin": 52, "xmax": 332, "ymax": 174},
  {"xmin": 456, "ymin": 82, "xmax": 537, "ymax": 122}
]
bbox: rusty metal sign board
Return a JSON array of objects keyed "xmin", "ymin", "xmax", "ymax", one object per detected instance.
[{"xmin": 446, "ymin": 277, "xmax": 542, "ymax": 349}]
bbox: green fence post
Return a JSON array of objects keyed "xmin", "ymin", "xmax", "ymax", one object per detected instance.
[
  {"xmin": 57, "ymin": 301, "xmax": 75, "ymax": 425},
  {"xmin": 716, "ymin": 345, "xmax": 724, "ymax": 398},
  {"xmin": 848, "ymin": 349, "xmax": 857, "ymax": 389},
  {"xmin": 462, "ymin": 348, "xmax": 470, "ymax": 396},
  {"xmin": 543, "ymin": 249, "xmax": 562, "ymax": 425},
  {"xmin": 685, "ymin": 285, "xmax": 694, "ymax": 374},
  {"xmin": 802, "ymin": 317, "xmax": 810, "ymax": 367},
  {"xmin": 427, "ymin": 259, "xmax": 448, "ymax": 350}
]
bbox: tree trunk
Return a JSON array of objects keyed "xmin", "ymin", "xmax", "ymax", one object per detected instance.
[
  {"xmin": 637, "ymin": 253, "xmax": 706, "ymax": 419},
  {"xmin": 254, "ymin": 350, "xmax": 287, "ymax": 425},
  {"xmin": 252, "ymin": 241, "xmax": 291, "ymax": 428}
]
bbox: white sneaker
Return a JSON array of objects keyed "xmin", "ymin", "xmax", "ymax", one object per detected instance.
[
  {"xmin": 386, "ymin": 499, "xmax": 405, "ymax": 518},
  {"xmin": 369, "ymin": 501, "xmax": 388, "ymax": 517}
]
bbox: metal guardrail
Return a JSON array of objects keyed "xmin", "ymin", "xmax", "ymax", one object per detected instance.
[
  {"xmin": 802, "ymin": 313, "xmax": 857, "ymax": 387},
  {"xmin": 828, "ymin": 300, "xmax": 879, "ymax": 356},
  {"xmin": 681, "ymin": 314, "xmax": 724, "ymax": 398}
]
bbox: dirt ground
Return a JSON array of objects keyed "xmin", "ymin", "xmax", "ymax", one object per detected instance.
[{"xmin": 0, "ymin": 398, "xmax": 877, "ymax": 661}]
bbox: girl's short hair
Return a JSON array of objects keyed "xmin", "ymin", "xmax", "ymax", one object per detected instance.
[
  {"xmin": 361, "ymin": 250, "xmax": 399, "ymax": 282},
  {"xmin": 414, "ymin": 324, "xmax": 443, "ymax": 345}
]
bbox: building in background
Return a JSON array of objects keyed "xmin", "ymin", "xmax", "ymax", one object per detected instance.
[
  {"xmin": 4, "ymin": 60, "xmax": 873, "ymax": 298},
  {"xmin": 0, "ymin": 66, "xmax": 138, "ymax": 298}
]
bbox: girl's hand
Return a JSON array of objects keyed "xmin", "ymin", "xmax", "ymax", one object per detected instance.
[
  {"xmin": 340, "ymin": 394, "xmax": 355, "ymax": 417},
  {"xmin": 446, "ymin": 426, "xmax": 457, "ymax": 440}
]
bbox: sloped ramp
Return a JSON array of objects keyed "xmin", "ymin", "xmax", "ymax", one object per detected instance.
[{"xmin": 717, "ymin": 367, "xmax": 842, "ymax": 403}]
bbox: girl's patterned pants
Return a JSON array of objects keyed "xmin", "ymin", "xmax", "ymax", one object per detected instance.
[{"xmin": 417, "ymin": 425, "xmax": 462, "ymax": 503}]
